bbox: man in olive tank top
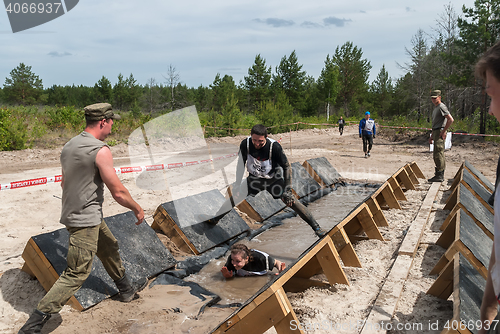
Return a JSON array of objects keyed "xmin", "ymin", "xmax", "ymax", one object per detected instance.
[{"xmin": 19, "ymin": 103, "xmax": 147, "ymax": 334}]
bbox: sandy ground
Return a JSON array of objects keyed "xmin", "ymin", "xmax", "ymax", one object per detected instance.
[{"xmin": 0, "ymin": 124, "xmax": 499, "ymax": 334}]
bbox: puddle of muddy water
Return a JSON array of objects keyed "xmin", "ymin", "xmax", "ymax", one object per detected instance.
[{"xmin": 184, "ymin": 185, "xmax": 376, "ymax": 305}]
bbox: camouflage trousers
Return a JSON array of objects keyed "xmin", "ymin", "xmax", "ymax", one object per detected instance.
[
  {"xmin": 432, "ymin": 129, "xmax": 446, "ymax": 172},
  {"xmin": 37, "ymin": 220, "xmax": 125, "ymax": 314}
]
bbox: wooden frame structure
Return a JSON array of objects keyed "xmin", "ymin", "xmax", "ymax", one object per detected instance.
[
  {"xmin": 428, "ymin": 161, "xmax": 493, "ymax": 334},
  {"xmin": 428, "ymin": 254, "xmax": 486, "ymax": 334},
  {"xmin": 22, "ymin": 238, "xmax": 84, "ymax": 310},
  {"xmin": 210, "ymin": 162, "xmax": 424, "ymax": 334}
]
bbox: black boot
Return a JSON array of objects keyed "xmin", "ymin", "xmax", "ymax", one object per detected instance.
[
  {"xmin": 428, "ymin": 170, "xmax": 444, "ymax": 182},
  {"xmin": 114, "ymin": 274, "xmax": 148, "ymax": 302},
  {"xmin": 18, "ymin": 309, "xmax": 51, "ymax": 334}
]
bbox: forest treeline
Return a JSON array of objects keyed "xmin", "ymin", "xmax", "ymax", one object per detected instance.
[{"xmin": 1, "ymin": 2, "xmax": 500, "ymax": 151}]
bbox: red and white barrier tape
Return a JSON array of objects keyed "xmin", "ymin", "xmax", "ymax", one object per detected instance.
[
  {"xmin": 0, "ymin": 152, "xmax": 238, "ymax": 191},
  {"xmin": 377, "ymin": 124, "xmax": 500, "ymax": 137}
]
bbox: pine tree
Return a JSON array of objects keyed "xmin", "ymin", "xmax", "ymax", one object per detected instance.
[{"xmin": 3, "ymin": 63, "xmax": 44, "ymax": 105}]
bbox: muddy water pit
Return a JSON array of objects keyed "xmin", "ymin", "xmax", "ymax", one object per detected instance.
[{"xmin": 184, "ymin": 185, "xmax": 376, "ymax": 305}]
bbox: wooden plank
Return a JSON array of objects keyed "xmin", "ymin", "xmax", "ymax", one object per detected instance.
[
  {"xmin": 435, "ymin": 209, "xmax": 458, "ymax": 249},
  {"xmin": 282, "ymin": 276, "xmax": 330, "ymax": 293},
  {"xmin": 444, "ymin": 185, "xmax": 459, "ymax": 212},
  {"xmin": 316, "ymin": 238, "xmax": 350, "ymax": 286},
  {"xmin": 410, "ymin": 161, "xmax": 426, "ymax": 179},
  {"xmin": 396, "ymin": 168, "xmax": 416, "ymax": 191},
  {"xmin": 223, "ymin": 288, "xmax": 301, "ymax": 334},
  {"xmin": 302, "ymin": 160, "xmax": 326, "ymax": 187},
  {"xmin": 380, "ymin": 182, "xmax": 402, "ymax": 209},
  {"xmin": 302, "ymin": 157, "xmax": 342, "ymax": 187},
  {"xmin": 22, "ymin": 238, "xmax": 83, "ymax": 311},
  {"xmin": 427, "ymin": 255, "xmax": 454, "ymax": 299},
  {"xmin": 360, "ymin": 255, "xmax": 413, "ymax": 334},
  {"xmin": 365, "ymin": 197, "xmax": 389, "ymax": 227},
  {"xmin": 399, "ymin": 182, "xmax": 441, "ymax": 256},
  {"xmin": 236, "ymin": 199, "xmax": 263, "ymax": 222},
  {"xmin": 153, "ymin": 207, "xmax": 198, "ymax": 254},
  {"xmin": 331, "ymin": 228, "xmax": 362, "ymax": 267},
  {"xmin": 405, "ymin": 165, "xmax": 420, "ymax": 185},
  {"xmin": 357, "ymin": 206, "xmax": 384, "ymax": 241},
  {"xmin": 389, "ymin": 176, "xmax": 407, "ymax": 201},
  {"xmin": 464, "ymin": 160, "xmax": 494, "ymax": 193}
]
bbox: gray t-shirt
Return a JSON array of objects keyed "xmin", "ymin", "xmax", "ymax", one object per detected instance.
[
  {"xmin": 60, "ymin": 131, "xmax": 107, "ymax": 228},
  {"xmin": 432, "ymin": 102, "xmax": 450, "ymax": 130}
]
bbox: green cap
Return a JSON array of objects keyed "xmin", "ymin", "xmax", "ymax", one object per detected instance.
[
  {"xmin": 431, "ymin": 90, "xmax": 441, "ymax": 98},
  {"xmin": 84, "ymin": 103, "xmax": 121, "ymax": 121}
]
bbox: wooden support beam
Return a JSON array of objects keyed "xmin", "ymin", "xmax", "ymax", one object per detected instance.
[
  {"xmin": 152, "ymin": 205, "xmax": 198, "ymax": 255},
  {"xmin": 365, "ymin": 197, "xmax": 389, "ymax": 227},
  {"xmin": 435, "ymin": 210, "xmax": 458, "ymax": 249},
  {"xmin": 380, "ymin": 182, "xmax": 402, "ymax": 210},
  {"xmin": 409, "ymin": 161, "xmax": 426, "ymax": 179},
  {"xmin": 223, "ymin": 288, "xmax": 303, "ymax": 334},
  {"xmin": 405, "ymin": 165, "xmax": 420, "ymax": 185},
  {"xmin": 388, "ymin": 176, "xmax": 407, "ymax": 201},
  {"xmin": 21, "ymin": 238, "xmax": 83, "ymax": 311},
  {"xmin": 357, "ymin": 206, "xmax": 385, "ymax": 241},
  {"xmin": 444, "ymin": 185, "xmax": 459, "ymax": 212},
  {"xmin": 329, "ymin": 229, "xmax": 362, "ymax": 267},
  {"xmin": 427, "ymin": 255, "xmax": 454, "ymax": 300},
  {"xmin": 316, "ymin": 238, "xmax": 350, "ymax": 285},
  {"xmin": 396, "ymin": 168, "xmax": 416, "ymax": 191}
]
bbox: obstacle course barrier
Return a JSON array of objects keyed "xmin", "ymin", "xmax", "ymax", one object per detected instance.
[
  {"xmin": 428, "ymin": 161, "xmax": 494, "ymax": 334},
  {"xmin": 21, "ymin": 211, "xmax": 176, "ymax": 310}
]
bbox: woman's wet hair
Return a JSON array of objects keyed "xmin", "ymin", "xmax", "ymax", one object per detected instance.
[{"xmin": 230, "ymin": 243, "xmax": 253, "ymax": 262}]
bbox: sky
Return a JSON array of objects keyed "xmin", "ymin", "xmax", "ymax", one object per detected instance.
[{"xmin": 0, "ymin": 0, "xmax": 477, "ymax": 89}]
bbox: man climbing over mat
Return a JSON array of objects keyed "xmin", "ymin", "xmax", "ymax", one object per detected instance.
[
  {"xmin": 232, "ymin": 124, "xmax": 327, "ymax": 238},
  {"xmin": 18, "ymin": 103, "xmax": 148, "ymax": 334}
]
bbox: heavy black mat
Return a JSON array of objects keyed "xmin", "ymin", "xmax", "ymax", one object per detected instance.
[
  {"xmin": 158, "ymin": 189, "xmax": 249, "ymax": 253},
  {"xmin": 32, "ymin": 211, "xmax": 176, "ymax": 309},
  {"xmin": 245, "ymin": 190, "xmax": 286, "ymax": 221},
  {"xmin": 291, "ymin": 162, "xmax": 322, "ymax": 198},
  {"xmin": 304, "ymin": 157, "xmax": 342, "ymax": 186}
]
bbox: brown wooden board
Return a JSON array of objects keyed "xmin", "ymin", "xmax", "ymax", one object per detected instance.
[
  {"xmin": 302, "ymin": 157, "xmax": 342, "ymax": 187},
  {"xmin": 155, "ymin": 189, "xmax": 249, "ymax": 254},
  {"xmin": 291, "ymin": 162, "xmax": 322, "ymax": 198},
  {"xmin": 27, "ymin": 211, "xmax": 176, "ymax": 310}
]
